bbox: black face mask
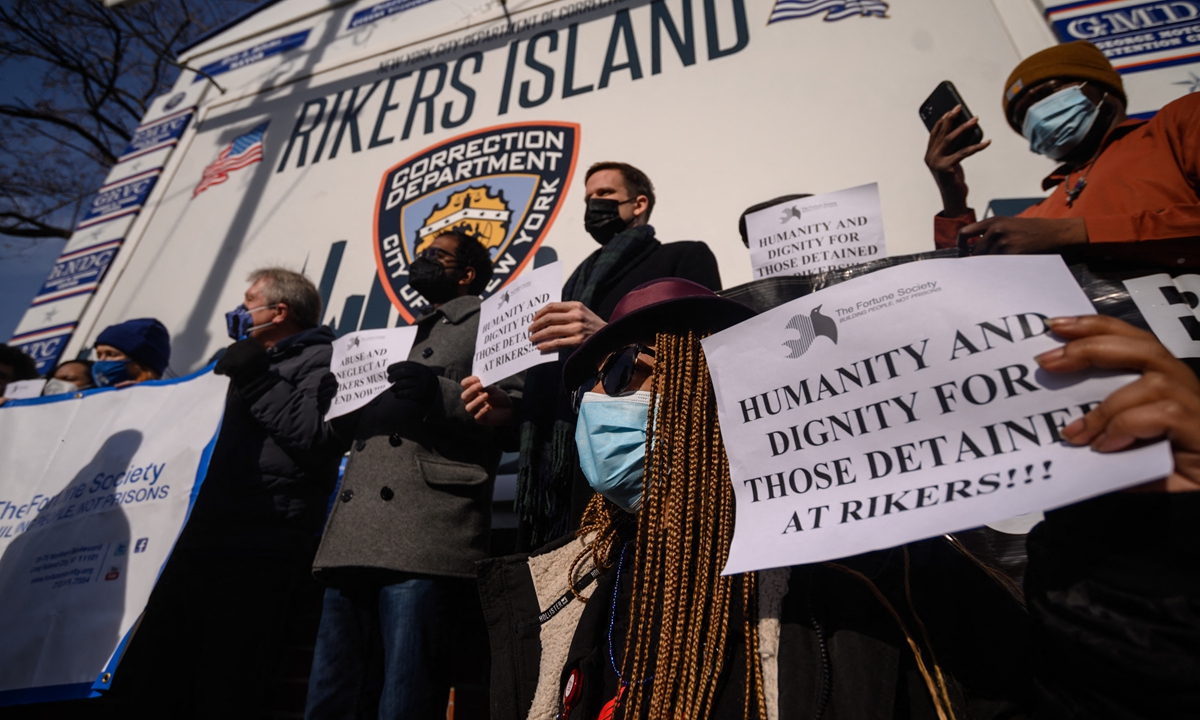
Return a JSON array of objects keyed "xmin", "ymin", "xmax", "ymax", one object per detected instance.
[
  {"xmin": 409, "ymin": 257, "xmax": 461, "ymax": 304},
  {"xmin": 584, "ymin": 198, "xmax": 631, "ymax": 245}
]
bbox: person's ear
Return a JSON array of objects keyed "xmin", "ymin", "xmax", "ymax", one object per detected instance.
[
  {"xmin": 273, "ymin": 302, "xmax": 290, "ymax": 325},
  {"xmin": 459, "ymin": 265, "xmax": 476, "ymax": 289},
  {"xmin": 631, "ymin": 195, "xmax": 649, "ymax": 220},
  {"xmin": 127, "ymin": 360, "xmax": 153, "ymax": 381}
]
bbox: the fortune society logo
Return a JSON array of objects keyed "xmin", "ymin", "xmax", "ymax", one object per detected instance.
[{"xmin": 784, "ymin": 305, "xmax": 838, "ymax": 358}]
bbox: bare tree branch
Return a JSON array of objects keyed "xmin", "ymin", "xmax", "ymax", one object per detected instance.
[{"xmin": 0, "ymin": 0, "xmax": 259, "ymax": 243}]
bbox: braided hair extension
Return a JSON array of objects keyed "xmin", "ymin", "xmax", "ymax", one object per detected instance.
[
  {"xmin": 570, "ymin": 494, "xmax": 627, "ymax": 601},
  {"xmin": 613, "ymin": 329, "xmax": 765, "ymax": 720}
]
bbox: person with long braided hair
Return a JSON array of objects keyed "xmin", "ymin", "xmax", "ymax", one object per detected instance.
[{"xmin": 481, "ymin": 279, "xmax": 1033, "ymax": 720}]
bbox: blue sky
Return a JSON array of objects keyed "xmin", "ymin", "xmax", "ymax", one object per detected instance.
[{"xmin": 0, "ymin": 0, "xmax": 262, "ymax": 344}]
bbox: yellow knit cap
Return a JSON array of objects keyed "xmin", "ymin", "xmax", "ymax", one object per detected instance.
[{"xmin": 1003, "ymin": 41, "xmax": 1125, "ymax": 130}]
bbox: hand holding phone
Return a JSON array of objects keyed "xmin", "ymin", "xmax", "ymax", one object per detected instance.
[
  {"xmin": 921, "ymin": 81, "xmax": 990, "ymax": 216},
  {"xmin": 920, "ymin": 80, "xmax": 984, "ymax": 150}
]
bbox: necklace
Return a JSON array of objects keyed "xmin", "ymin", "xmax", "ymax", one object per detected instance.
[
  {"xmin": 608, "ymin": 542, "xmax": 654, "ymax": 688},
  {"xmin": 1064, "ymin": 154, "xmax": 1102, "ymax": 207}
]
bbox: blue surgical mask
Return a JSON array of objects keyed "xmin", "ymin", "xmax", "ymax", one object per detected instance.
[
  {"xmin": 575, "ymin": 391, "xmax": 651, "ymax": 513},
  {"xmin": 225, "ymin": 303, "xmax": 276, "ymax": 340},
  {"xmin": 1021, "ymin": 85, "xmax": 1103, "ymax": 161},
  {"xmin": 92, "ymin": 360, "xmax": 132, "ymax": 388}
]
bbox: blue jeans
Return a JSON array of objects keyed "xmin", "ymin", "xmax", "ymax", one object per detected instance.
[{"xmin": 305, "ymin": 577, "xmax": 460, "ymax": 720}]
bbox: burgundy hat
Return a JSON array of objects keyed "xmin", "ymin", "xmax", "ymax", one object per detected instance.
[{"xmin": 563, "ymin": 278, "xmax": 755, "ymax": 391}]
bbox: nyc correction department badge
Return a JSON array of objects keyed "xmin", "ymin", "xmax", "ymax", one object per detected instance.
[{"xmin": 373, "ymin": 122, "xmax": 579, "ymax": 324}]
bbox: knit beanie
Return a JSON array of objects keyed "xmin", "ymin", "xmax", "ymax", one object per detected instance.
[
  {"xmin": 96, "ymin": 318, "xmax": 171, "ymax": 376},
  {"xmin": 1003, "ymin": 41, "xmax": 1125, "ymax": 131}
]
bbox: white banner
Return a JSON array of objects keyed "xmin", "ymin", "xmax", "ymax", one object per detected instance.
[
  {"xmin": 746, "ymin": 183, "xmax": 887, "ymax": 281},
  {"xmin": 326, "ymin": 327, "xmax": 419, "ymax": 420},
  {"xmin": 702, "ymin": 256, "xmax": 1173, "ymax": 574},
  {"xmin": 0, "ymin": 370, "xmax": 228, "ymax": 702},
  {"xmin": 472, "ymin": 261, "xmax": 563, "ymax": 387}
]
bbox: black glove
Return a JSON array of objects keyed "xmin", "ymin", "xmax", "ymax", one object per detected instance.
[
  {"xmin": 214, "ymin": 339, "xmax": 269, "ymax": 381},
  {"xmin": 386, "ymin": 361, "xmax": 440, "ymax": 409},
  {"xmin": 215, "ymin": 339, "xmax": 277, "ymax": 404}
]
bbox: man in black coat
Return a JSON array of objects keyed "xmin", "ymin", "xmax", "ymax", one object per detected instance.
[
  {"xmin": 511, "ymin": 161, "xmax": 722, "ymax": 546},
  {"xmin": 110, "ymin": 268, "xmax": 342, "ymax": 719}
]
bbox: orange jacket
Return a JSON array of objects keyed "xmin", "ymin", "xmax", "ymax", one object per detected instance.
[{"xmin": 935, "ymin": 92, "xmax": 1200, "ymax": 269}]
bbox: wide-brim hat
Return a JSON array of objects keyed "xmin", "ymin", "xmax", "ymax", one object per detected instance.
[{"xmin": 563, "ymin": 278, "xmax": 756, "ymax": 391}]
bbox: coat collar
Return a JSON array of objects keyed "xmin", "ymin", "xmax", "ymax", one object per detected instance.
[
  {"xmin": 268, "ymin": 325, "xmax": 335, "ymax": 357},
  {"xmin": 416, "ymin": 294, "xmax": 480, "ymax": 326}
]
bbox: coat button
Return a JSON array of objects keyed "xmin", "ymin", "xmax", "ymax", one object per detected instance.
[
  {"xmin": 389, "ymin": 433, "xmax": 403, "ymax": 447},
  {"xmin": 422, "ymin": 347, "xmax": 434, "ymax": 358},
  {"xmin": 355, "ymin": 440, "xmax": 366, "ymax": 452},
  {"xmin": 340, "ymin": 489, "xmax": 353, "ymax": 503},
  {"xmin": 442, "ymin": 317, "xmax": 450, "ymax": 324},
  {"xmin": 380, "ymin": 486, "xmax": 394, "ymax": 501}
]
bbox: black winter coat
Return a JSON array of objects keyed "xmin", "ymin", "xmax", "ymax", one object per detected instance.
[
  {"xmin": 1025, "ymin": 492, "xmax": 1200, "ymax": 719},
  {"xmin": 587, "ymin": 240, "xmax": 722, "ymax": 321},
  {"xmin": 179, "ymin": 326, "xmax": 343, "ymax": 555}
]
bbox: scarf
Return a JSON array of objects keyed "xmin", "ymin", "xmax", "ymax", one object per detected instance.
[{"xmin": 515, "ymin": 225, "xmax": 660, "ymax": 547}]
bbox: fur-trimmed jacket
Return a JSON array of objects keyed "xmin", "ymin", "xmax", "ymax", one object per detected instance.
[{"xmin": 478, "ymin": 534, "xmax": 1033, "ymax": 720}]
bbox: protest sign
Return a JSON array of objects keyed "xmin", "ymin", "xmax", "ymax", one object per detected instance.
[
  {"xmin": 326, "ymin": 327, "xmax": 419, "ymax": 421},
  {"xmin": 1124, "ymin": 273, "xmax": 1200, "ymax": 359},
  {"xmin": 2, "ymin": 379, "xmax": 47, "ymax": 400},
  {"xmin": 745, "ymin": 184, "xmax": 887, "ymax": 281},
  {"xmin": 702, "ymin": 256, "xmax": 1172, "ymax": 574},
  {"xmin": 472, "ymin": 261, "xmax": 562, "ymax": 387},
  {"xmin": 0, "ymin": 369, "xmax": 227, "ymax": 703}
]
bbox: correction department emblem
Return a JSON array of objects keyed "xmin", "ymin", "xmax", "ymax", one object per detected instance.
[{"xmin": 374, "ymin": 122, "xmax": 580, "ymax": 324}]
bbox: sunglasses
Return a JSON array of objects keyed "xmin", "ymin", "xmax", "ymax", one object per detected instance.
[
  {"xmin": 417, "ymin": 246, "xmax": 460, "ymax": 264},
  {"xmin": 572, "ymin": 343, "xmax": 656, "ymax": 413}
]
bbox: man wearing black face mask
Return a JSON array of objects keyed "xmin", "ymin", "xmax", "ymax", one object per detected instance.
[
  {"xmin": 499, "ymin": 161, "xmax": 720, "ymax": 548},
  {"xmin": 925, "ymin": 41, "xmax": 1200, "ymax": 267},
  {"xmin": 306, "ymin": 230, "xmax": 522, "ymax": 720}
]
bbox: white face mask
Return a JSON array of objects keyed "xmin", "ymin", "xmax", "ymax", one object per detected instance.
[{"xmin": 42, "ymin": 378, "xmax": 78, "ymax": 396}]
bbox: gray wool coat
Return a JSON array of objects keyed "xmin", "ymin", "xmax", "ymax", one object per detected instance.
[{"xmin": 312, "ymin": 295, "xmax": 523, "ymax": 582}]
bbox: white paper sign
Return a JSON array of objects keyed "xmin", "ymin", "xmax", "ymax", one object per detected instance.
[
  {"xmin": 0, "ymin": 370, "xmax": 227, "ymax": 697},
  {"xmin": 2, "ymin": 379, "xmax": 47, "ymax": 400},
  {"xmin": 745, "ymin": 183, "xmax": 887, "ymax": 281},
  {"xmin": 1123, "ymin": 273, "xmax": 1200, "ymax": 359},
  {"xmin": 326, "ymin": 327, "xmax": 419, "ymax": 421},
  {"xmin": 702, "ymin": 256, "xmax": 1173, "ymax": 574},
  {"xmin": 472, "ymin": 261, "xmax": 563, "ymax": 387}
]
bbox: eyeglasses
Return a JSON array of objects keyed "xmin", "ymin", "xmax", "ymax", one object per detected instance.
[
  {"xmin": 572, "ymin": 343, "xmax": 656, "ymax": 413},
  {"xmin": 417, "ymin": 246, "xmax": 460, "ymax": 264}
]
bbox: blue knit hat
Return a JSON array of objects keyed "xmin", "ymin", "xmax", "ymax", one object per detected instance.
[{"xmin": 96, "ymin": 318, "xmax": 171, "ymax": 376}]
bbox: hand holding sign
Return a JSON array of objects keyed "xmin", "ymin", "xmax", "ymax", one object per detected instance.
[
  {"xmin": 460, "ymin": 376, "xmax": 514, "ymax": 426},
  {"xmin": 528, "ymin": 301, "xmax": 605, "ymax": 352},
  {"xmin": 702, "ymin": 256, "xmax": 1174, "ymax": 574},
  {"xmin": 326, "ymin": 327, "xmax": 419, "ymax": 421},
  {"xmin": 1037, "ymin": 314, "xmax": 1200, "ymax": 493}
]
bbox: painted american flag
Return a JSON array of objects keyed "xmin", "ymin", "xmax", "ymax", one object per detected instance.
[
  {"xmin": 193, "ymin": 122, "xmax": 268, "ymax": 198},
  {"xmin": 768, "ymin": 0, "xmax": 888, "ymax": 24}
]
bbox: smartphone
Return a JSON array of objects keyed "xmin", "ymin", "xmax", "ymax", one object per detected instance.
[{"xmin": 920, "ymin": 81, "xmax": 984, "ymax": 150}]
